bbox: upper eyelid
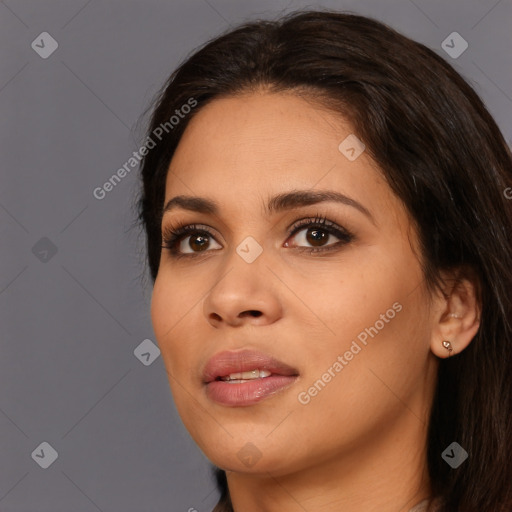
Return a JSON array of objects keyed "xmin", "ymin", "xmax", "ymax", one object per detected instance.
[{"xmin": 162, "ymin": 221, "xmax": 224, "ymax": 240}]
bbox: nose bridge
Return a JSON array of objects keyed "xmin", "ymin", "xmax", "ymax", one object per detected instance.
[
  {"xmin": 216, "ymin": 216, "xmax": 269, "ymax": 279},
  {"xmin": 202, "ymin": 235, "xmax": 282, "ymax": 325},
  {"xmin": 212, "ymin": 236, "xmax": 267, "ymax": 302}
]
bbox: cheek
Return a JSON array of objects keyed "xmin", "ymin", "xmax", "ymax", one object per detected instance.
[
  {"xmin": 150, "ymin": 270, "xmax": 201, "ymax": 338},
  {"xmin": 150, "ymin": 275, "xmax": 195, "ymax": 372},
  {"xmin": 150, "ymin": 279, "xmax": 174, "ymax": 342},
  {"xmin": 286, "ymin": 289, "xmax": 428, "ymax": 455},
  {"xmin": 290, "ymin": 244, "xmax": 427, "ymax": 392},
  {"xmin": 150, "ymin": 279, "xmax": 204, "ymax": 421}
]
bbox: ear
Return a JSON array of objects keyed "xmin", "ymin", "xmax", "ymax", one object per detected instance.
[{"xmin": 430, "ymin": 268, "xmax": 481, "ymax": 359}]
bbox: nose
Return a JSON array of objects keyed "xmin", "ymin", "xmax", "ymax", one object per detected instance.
[{"xmin": 202, "ymin": 251, "xmax": 283, "ymax": 328}]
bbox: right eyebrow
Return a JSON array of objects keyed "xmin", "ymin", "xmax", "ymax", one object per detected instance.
[{"xmin": 163, "ymin": 195, "xmax": 217, "ymax": 215}]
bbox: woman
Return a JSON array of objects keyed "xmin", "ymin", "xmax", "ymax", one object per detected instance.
[{"xmin": 136, "ymin": 10, "xmax": 512, "ymax": 512}]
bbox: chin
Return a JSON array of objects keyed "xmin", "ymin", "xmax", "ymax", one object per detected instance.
[{"xmin": 200, "ymin": 436, "xmax": 304, "ymax": 477}]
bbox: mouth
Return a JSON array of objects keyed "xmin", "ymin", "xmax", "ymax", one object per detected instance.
[
  {"xmin": 215, "ymin": 368, "xmax": 275, "ymax": 382},
  {"xmin": 202, "ymin": 349, "xmax": 299, "ymax": 406}
]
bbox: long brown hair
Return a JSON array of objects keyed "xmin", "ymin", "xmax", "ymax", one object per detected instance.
[{"xmin": 135, "ymin": 10, "xmax": 512, "ymax": 512}]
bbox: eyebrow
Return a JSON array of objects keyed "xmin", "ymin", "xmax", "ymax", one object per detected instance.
[{"xmin": 162, "ymin": 190, "xmax": 375, "ymax": 224}]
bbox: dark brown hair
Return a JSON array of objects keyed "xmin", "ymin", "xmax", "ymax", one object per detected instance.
[{"xmin": 135, "ymin": 9, "xmax": 512, "ymax": 512}]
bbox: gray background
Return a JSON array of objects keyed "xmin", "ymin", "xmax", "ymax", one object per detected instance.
[{"xmin": 1, "ymin": 1, "xmax": 510, "ymax": 511}]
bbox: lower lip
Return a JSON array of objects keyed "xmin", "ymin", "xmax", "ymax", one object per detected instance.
[{"xmin": 205, "ymin": 375, "xmax": 298, "ymax": 406}]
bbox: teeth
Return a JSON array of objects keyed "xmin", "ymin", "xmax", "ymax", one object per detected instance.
[{"xmin": 220, "ymin": 369, "xmax": 272, "ymax": 382}]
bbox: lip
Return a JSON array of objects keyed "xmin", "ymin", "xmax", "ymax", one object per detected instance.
[
  {"xmin": 202, "ymin": 349, "xmax": 299, "ymax": 406},
  {"xmin": 202, "ymin": 349, "xmax": 299, "ymax": 383}
]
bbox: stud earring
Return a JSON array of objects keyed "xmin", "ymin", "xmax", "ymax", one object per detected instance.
[{"xmin": 442, "ymin": 340, "xmax": 454, "ymax": 357}]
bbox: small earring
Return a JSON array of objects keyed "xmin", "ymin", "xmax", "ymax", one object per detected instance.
[{"xmin": 442, "ymin": 340, "xmax": 454, "ymax": 357}]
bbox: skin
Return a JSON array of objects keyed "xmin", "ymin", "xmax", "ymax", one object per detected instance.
[{"xmin": 150, "ymin": 90, "xmax": 480, "ymax": 512}]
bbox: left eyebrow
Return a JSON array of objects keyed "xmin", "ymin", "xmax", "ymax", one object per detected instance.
[
  {"xmin": 267, "ymin": 190, "xmax": 374, "ymax": 223},
  {"xmin": 162, "ymin": 189, "xmax": 375, "ymax": 225}
]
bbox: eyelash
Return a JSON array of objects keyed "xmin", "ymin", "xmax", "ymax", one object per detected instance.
[{"xmin": 160, "ymin": 214, "xmax": 355, "ymax": 259}]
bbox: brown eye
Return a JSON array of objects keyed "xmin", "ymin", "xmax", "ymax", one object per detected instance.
[
  {"xmin": 187, "ymin": 234, "xmax": 210, "ymax": 252},
  {"xmin": 288, "ymin": 225, "xmax": 342, "ymax": 248},
  {"xmin": 305, "ymin": 227, "xmax": 329, "ymax": 246},
  {"xmin": 161, "ymin": 224, "xmax": 222, "ymax": 256},
  {"xmin": 178, "ymin": 232, "xmax": 221, "ymax": 254},
  {"xmin": 284, "ymin": 216, "xmax": 355, "ymax": 253}
]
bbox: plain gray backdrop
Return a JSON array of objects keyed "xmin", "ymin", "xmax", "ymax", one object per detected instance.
[{"xmin": 1, "ymin": 1, "xmax": 511, "ymax": 511}]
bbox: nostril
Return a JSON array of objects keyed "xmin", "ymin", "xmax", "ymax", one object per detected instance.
[{"xmin": 241, "ymin": 310, "xmax": 262, "ymax": 318}]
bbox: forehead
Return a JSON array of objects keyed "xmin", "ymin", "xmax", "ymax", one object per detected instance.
[{"xmin": 167, "ymin": 92, "xmax": 374, "ymax": 187}]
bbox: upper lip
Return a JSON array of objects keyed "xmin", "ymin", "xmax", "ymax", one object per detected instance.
[{"xmin": 202, "ymin": 349, "xmax": 299, "ymax": 383}]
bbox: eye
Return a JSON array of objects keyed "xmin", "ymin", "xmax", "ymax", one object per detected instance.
[
  {"xmin": 161, "ymin": 215, "xmax": 354, "ymax": 259},
  {"xmin": 161, "ymin": 223, "xmax": 222, "ymax": 257},
  {"xmin": 284, "ymin": 215, "xmax": 354, "ymax": 253}
]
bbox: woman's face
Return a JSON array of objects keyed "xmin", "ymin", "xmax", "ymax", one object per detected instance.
[{"xmin": 151, "ymin": 91, "xmax": 438, "ymax": 477}]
